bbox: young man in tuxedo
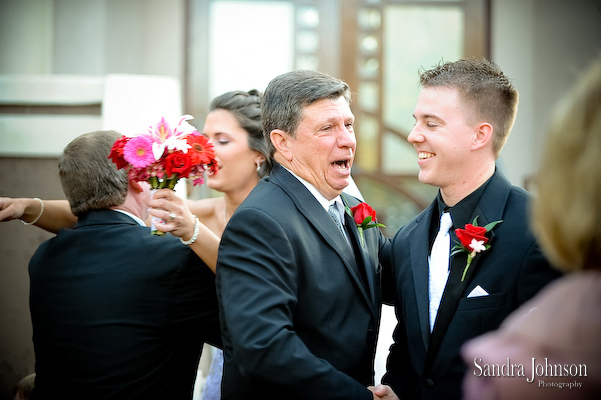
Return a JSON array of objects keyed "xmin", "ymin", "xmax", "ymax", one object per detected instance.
[
  {"xmin": 216, "ymin": 70, "xmax": 395, "ymax": 399},
  {"xmin": 377, "ymin": 58, "xmax": 561, "ymax": 400},
  {"xmin": 28, "ymin": 130, "xmax": 221, "ymax": 399}
]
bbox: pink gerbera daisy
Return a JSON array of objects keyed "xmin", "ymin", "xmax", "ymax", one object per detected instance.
[{"xmin": 123, "ymin": 135, "xmax": 155, "ymax": 168}]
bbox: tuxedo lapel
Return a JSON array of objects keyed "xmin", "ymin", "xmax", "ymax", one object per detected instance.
[
  {"xmin": 343, "ymin": 206, "xmax": 376, "ymax": 306},
  {"xmin": 456, "ymin": 173, "xmax": 509, "ymax": 285},
  {"xmin": 424, "ymin": 173, "xmax": 510, "ymax": 375},
  {"xmin": 409, "ymin": 205, "xmax": 436, "ymax": 351},
  {"xmin": 269, "ymin": 166, "xmax": 375, "ymax": 312}
]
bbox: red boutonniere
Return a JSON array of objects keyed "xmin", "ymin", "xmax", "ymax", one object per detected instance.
[
  {"xmin": 451, "ymin": 216, "xmax": 502, "ymax": 281},
  {"xmin": 346, "ymin": 202, "xmax": 386, "ymax": 246}
]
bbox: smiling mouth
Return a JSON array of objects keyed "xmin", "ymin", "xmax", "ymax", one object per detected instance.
[
  {"xmin": 332, "ymin": 159, "xmax": 350, "ymax": 170},
  {"xmin": 418, "ymin": 152, "xmax": 435, "ymax": 160}
]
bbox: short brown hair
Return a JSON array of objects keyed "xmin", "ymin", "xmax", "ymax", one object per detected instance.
[
  {"xmin": 419, "ymin": 58, "xmax": 519, "ymax": 157},
  {"xmin": 59, "ymin": 130, "xmax": 128, "ymax": 216}
]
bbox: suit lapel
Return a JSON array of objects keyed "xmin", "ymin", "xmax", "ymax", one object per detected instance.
[
  {"xmin": 270, "ymin": 166, "xmax": 375, "ymax": 313},
  {"xmin": 341, "ymin": 196, "xmax": 376, "ymax": 306},
  {"xmin": 409, "ymin": 204, "xmax": 437, "ymax": 351},
  {"xmin": 424, "ymin": 173, "xmax": 510, "ymax": 375}
]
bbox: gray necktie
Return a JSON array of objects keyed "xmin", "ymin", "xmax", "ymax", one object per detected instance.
[
  {"xmin": 428, "ymin": 212, "xmax": 453, "ymax": 332},
  {"xmin": 328, "ymin": 203, "xmax": 351, "ymax": 247}
]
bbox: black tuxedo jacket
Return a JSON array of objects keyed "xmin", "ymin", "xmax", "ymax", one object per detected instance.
[
  {"xmin": 216, "ymin": 164, "xmax": 389, "ymax": 400},
  {"xmin": 29, "ymin": 209, "xmax": 221, "ymax": 399},
  {"xmin": 381, "ymin": 171, "xmax": 561, "ymax": 400}
]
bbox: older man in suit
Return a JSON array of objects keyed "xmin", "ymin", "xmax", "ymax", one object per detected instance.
[
  {"xmin": 216, "ymin": 70, "xmax": 393, "ymax": 399},
  {"xmin": 28, "ymin": 130, "xmax": 221, "ymax": 399},
  {"xmin": 378, "ymin": 58, "xmax": 561, "ymax": 400}
]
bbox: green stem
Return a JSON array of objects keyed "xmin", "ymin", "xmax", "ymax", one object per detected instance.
[
  {"xmin": 167, "ymin": 175, "xmax": 179, "ymax": 190},
  {"xmin": 461, "ymin": 255, "xmax": 473, "ymax": 281},
  {"xmin": 358, "ymin": 227, "xmax": 366, "ymax": 247},
  {"xmin": 148, "ymin": 176, "xmax": 159, "ymax": 189}
]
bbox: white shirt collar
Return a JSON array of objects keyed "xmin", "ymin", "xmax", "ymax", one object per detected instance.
[
  {"xmin": 282, "ymin": 166, "xmax": 345, "ymax": 220},
  {"xmin": 112, "ymin": 209, "xmax": 147, "ymax": 227}
]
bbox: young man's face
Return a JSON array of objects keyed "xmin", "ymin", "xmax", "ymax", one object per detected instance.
[{"xmin": 407, "ymin": 86, "xmax": 478, "ymax": 192}]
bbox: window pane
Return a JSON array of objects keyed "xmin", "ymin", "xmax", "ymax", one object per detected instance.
[
  {"xmin": 297, "ymin": 30, "xmax": 319, "ymax": 52},
  {"xmin": 297, "ymin": 6, "xmax": 319, "ymax": 28},
  {"xmin": 382, "ymin": 5, "xmax": 463, "ymax": 173},
  {"xmin": 383, "ymin": 131, "xmax": 419, "ymax": 174},
  {"xmin": 355, "ymin": 113, "xmax": 380, "ymax": 172},
  {"xmin": 357, "ymin": 81, "xmax": 379, "ymax": 114},
  {"xmin": 209, "ymin": 1, "xmax": 294, "ymax": 97}
]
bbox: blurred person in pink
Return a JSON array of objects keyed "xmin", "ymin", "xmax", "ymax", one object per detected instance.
[{"xmin": 461, "ymin": 57, "xmax": 601, "ymax": 400}]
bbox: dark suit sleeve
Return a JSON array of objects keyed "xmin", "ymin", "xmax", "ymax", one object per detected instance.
[
  {"xmin": 217, "ymin": 207, "xmax": 373, "ymax": 399},
  {"xmin": 379, "ymin": 231, "xmax": 418, "ymax": 399},
  {"xmin": 168, "ymin": 249, "xmax": 222, "ymax": 348},
  {"xmin": 516, "ymin": 239, "xmax": 562, "ymax": 304},
  {"xmin": 379, "ymin": 235, "xmax": 395, "ymax": 305}
]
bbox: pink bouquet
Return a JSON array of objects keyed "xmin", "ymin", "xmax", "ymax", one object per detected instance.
[{"xmin": 108, "ymin": 114, "xmax": 218, "ymax": 234}]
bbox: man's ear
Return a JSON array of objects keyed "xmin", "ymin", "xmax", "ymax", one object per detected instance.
[
  {"xmin": 472, "ymin": 123, "xmax": 493, "ymax": 151},
  {"xmin": 129, "ymin": 179, "xmax": 144, "ymax": 193},
  {"xmin": 270, "ymin": 129, "xmax": 293, "ymax": 161}
]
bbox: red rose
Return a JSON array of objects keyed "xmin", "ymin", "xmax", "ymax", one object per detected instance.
[
  {"xmin": 455, "ymin": 224, "xmax": 489, "ymax": 248},
  {"xmin": 108, "ymin": 135, "xmax": 130, "ymax": 169},
  {"xmin": 350, "ymin": 202, "xmax": 377, "ymax": 225},
  {"xmin": 164, "ymin": 152, "xmax": 193, "ymax": 177},
  {"xmin": 187, "ymin": 133, "xmax": 216, "ymax": 165}
]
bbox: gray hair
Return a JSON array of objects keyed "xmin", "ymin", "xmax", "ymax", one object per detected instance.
[
  {"xmin": 261, "ymin": 70, "xmax": 351, "ymax": 157},
  {"xmin": 59, "ymin": 130, "xmax": 128, "ymax": 216}
]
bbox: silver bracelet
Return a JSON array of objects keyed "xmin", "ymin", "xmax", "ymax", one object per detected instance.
[
  {"xmin": 21, "ymin": 198, "xmax": 44, "ymax": 225},
  {"xmin": 180, "ymin": 216, "xmax": 200, "ymax": 246}
]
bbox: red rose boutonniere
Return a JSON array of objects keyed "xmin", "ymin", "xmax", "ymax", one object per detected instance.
[
  {"xmin": 451, "ymin": 216, "xmax": 502, "ymax": 281},
  {"xmin": 347, "ymin": 202, "xmax": 386, "ymax": 246}
]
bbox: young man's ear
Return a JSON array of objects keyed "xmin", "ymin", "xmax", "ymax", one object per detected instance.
[
  {"xmin": 472, "ymin": 123, "xmax": 494, "ymax": 151},
  {"xmin": 270, "ymin": 129, "xmax": 294, "ymax": 161}
]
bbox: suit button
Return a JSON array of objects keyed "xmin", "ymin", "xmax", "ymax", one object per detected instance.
[{"xmin": 425, "ymin": 379, "xmax": 434, "ymax": 387}]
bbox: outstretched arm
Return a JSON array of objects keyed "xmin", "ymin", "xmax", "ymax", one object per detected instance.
[
  {"xmin": 148, "ymin": 189, "xmax": 220, "ymax": 273},
  {"xmin": 0, "ymin": 197, "xmax": 76, "ymax": 233}
]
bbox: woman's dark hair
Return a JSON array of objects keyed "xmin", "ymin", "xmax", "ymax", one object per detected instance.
[{"xmin": 210, "ymin": 90, "xmax": 273, "ymax": 178}]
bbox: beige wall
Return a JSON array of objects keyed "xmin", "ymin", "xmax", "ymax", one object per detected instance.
[
  {"xmin": 0, "ymin": 159, "xmax": 63, "ymax": 398},
  {"xmin": 0, "ymin": 0, "xmax": 186, "ymax": 77},
  {"xmin": 0, "ymin": 0, "xmax": 187, "ymax": 397},
  {"xmin": 492, "ymin": 0, "xmax": 601, "ymax": 188}
]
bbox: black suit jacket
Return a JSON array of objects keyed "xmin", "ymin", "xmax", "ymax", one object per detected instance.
[
  {"xmin": 381, "ymin": 171, "xmax": 561, "ymax": 400},
  {"xmin": 216, "ymin": 164, "xmax": 389, "ymax": 400},
  {"xmin": 29, "ymin": 209, "xmax": 221, "ymax": 399}
]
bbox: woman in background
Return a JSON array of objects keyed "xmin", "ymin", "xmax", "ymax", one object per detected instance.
[
  {"xmin": 0, "ymin": 89, "xmax": 272, "ymax": 400},
  {"xmin": 148, "ymin": 90, "xmax": 270, "ymax": 399},
  {"xmin": 461, "ymin": 58, "xmax": 601, "ymax": 400}
]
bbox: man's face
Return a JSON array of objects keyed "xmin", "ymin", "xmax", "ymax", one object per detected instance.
[
  {"xmin": 286, "ymin": 96, "xmax": 356, "ymax": 200},
  {"xmin": 407, "ymin": 86, "xmax": 476, "ymax": 191}
]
